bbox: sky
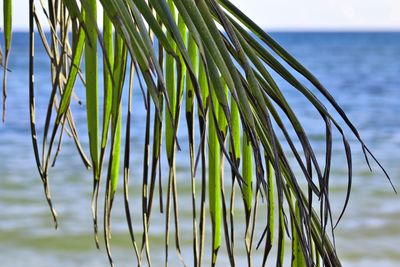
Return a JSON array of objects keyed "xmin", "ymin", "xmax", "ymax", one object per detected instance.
[{"xmin": 4, "ymin": 0, "xmax": 400, "ymax": 31}]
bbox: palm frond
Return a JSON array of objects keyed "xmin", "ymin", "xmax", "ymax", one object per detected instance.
[
  {"xmin": 2, "ymin": 0, "xmax": 393, "ymax": 266},
  {"xmin": 2, "ymin": 0, "xmax": 12, "ymax": 121}
]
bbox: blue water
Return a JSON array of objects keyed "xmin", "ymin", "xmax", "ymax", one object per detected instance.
[{"xmin": 0, "ymin": 32, "xmax": 399, "ymax": 266}]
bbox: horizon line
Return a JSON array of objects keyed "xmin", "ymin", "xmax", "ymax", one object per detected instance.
[{"xmin": 8, "ymin": 27, "xmax": 400, "ymax": 33}]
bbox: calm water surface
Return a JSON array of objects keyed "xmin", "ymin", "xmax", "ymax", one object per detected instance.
[{"xmin": 0, "ymin": 32, "xmax": 399, "ymax": 266}]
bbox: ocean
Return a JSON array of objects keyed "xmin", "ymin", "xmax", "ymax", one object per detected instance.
[{"xmin": 0, "ymin": 32, "xmax": 399, "ymax": 266}]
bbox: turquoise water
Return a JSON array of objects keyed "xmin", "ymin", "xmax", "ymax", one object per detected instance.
[{"xmin": 0, "ymin": 32, "xmax": 399, "ymax": 266}]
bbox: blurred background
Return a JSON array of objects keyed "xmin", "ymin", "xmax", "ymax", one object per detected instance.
[{"xmin": 0, "ymin": 1, "xmax": 399, "ymax": 266}]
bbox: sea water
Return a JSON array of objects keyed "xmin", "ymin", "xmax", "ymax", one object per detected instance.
[{"xmin": 0, "ymin": 32, "xmax": 399, "ymax": 266}]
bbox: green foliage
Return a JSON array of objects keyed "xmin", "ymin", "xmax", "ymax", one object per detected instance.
[
  {"xmin": 2, "ymin": 0, "xmax": 11, "ymax": 121},
  {"xmin": 1, "ymin": 0, "xmax": 394, "ymax": 266}
]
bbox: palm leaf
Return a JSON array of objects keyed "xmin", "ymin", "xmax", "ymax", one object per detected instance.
[
  {"xmin": 2, "ymin": 1, "xmax": 394, "ymax": 267},
  {"xmin": 2, "ymin": 0, "xmax": 12, "ymax": 121}
]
